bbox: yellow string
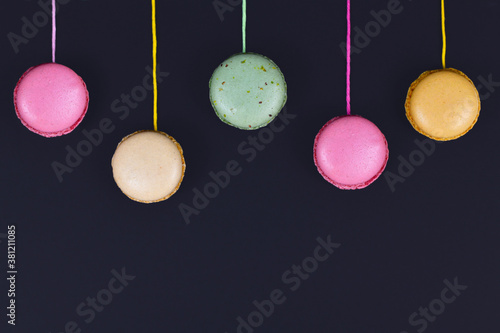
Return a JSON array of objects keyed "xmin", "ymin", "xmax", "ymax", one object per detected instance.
[
  {"xmin": 441, "ymin": 0, "xmax": 446, "ymax": 69},
  {"xmin": 152, "ymin": 0, "xmax": 158, "ymax": 131}
]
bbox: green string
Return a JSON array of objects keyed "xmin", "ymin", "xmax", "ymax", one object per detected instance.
[{"xmin": 242, "ymin": 0, "xmax": 247, "ymax": 53}]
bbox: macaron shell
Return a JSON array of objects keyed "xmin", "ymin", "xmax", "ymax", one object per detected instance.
[
  {"xmin": 313, "ymin": 115, "xmax": 389, "ymax": 190},
  {"xmin": 14, "ymin": 63, "xmax": 89, "ymax": 137},
  {"xmin": 405, "ymin": 68, "xmax": 480, "ymax": 141},
  {"xmin": 209, "ymin": 53, "xmax": 287, "ymax": 130},
  {"xmin": 111, "ymin": 130, "xmax": 186, "ymax": 203}
]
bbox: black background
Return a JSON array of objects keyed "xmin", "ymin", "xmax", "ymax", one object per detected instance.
[{"xmin": 1, "ymin": 0, "xmax": 499, "ymax": 332}]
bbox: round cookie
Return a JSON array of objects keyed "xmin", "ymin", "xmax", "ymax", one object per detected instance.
[
  {"xmin": 112, "ymin": 130, "xmax": 185, "ymax": 203},
  {"xmin": 314, "ymin": 115, "xmax": 389, "ymax": 190},
  {"xmin": 209, "ymin": 53, "xmax": 287, "ymax": 130},
  {"xmin": 14, "ymin": 63, "xmax": 89, "ymax": 137},
  {"xmin": 405, "ymin": 68, "xmax": 480, "ymax": 141}
]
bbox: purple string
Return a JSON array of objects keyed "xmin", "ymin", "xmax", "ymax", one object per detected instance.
[
  {"xmin": 52, "ymin": 0, "xmax": 56, "ymax": 63},
  {"xmin": 346, "ymin": 0, "xmax": 351, "ymax": 115}
]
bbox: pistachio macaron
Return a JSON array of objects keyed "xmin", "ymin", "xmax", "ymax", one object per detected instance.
[
  {"xmin": 405, "ymin": 68, "xmax": 480, "ymax": 141},
  {"xmin": 209, "ymin": 53, "xmax": 287, "ymax": 130}
]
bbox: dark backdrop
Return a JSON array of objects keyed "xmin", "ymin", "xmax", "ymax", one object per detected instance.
[{"xmin": 1, "ymin": 0, "xmax": 499, "ymax": 332}]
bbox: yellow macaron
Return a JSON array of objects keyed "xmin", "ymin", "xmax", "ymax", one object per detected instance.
[{"xmin": 405, "ymin": 68, "xmax": 480, "ymax": 141}]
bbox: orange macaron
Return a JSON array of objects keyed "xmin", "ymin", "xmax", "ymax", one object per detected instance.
[{"xmin": 405, "ymin": 68, "xmax": 480, "ymax": 141}]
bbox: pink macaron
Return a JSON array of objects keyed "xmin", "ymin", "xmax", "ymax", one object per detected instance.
[
  {"xmin": 14, "ymin": 63, "xmax": 89, "ymax": 137},
  {"xmin": 313, "ymin": 115, "xmax": 389, "ymax": 190}
]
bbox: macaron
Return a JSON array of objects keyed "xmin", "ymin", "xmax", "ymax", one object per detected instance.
[
  {"xmin": 111, "ymin": 130, "xmax": 186, "ymax": 203},
  {"xmin": 14, "ymin": 63, "xmax": 89, "ymax": 137},
  {"xmin": 314, "ymin": 115, "xmax": 389, "ymax": 190},
  {"xmin": 209, "ymin": 52, "xmax": 287, "ymax": 130},
  {"xmin": 405, "ymin": 68, "xmax": 480, "ymax": 141}
]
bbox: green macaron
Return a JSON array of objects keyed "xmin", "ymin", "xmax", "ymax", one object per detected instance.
[{"xmin": 209, "ymin": 53, "xmax": 287, "ymax": 130}]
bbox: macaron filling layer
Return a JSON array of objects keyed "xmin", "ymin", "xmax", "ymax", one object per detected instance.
[
  {"xmin": 14, "ymin": 63, "xmax": 89, "ymax": 137},
  {"xmin": 314, "ymin": 115, "xmax": 389, "ymax": 190},
  {"xmin": 209, "ymin": 53, "xmax": 287, "ymax": 130},
  {"xmin": 111, "ymin": 130, "xmax": 186, "ymax": 203}
]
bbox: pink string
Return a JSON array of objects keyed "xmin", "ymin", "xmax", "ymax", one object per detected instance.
[
  {"xmin": 346, "ymin": 0, "xmax": 351, "ymax": 115},
  {"xmin": 52, "ymin": 0, "xmax": 56, "ymax": 63}
]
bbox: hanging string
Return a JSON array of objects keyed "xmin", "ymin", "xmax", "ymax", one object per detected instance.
[
  {"xmin": 52, "ymin": 0, "xmax": 56, "ymax": 63},
  {"xmin": 441, "ymin": 0, "xmax": 446, "ymax": 68},
  {"xmin": 346, "ymin": 0, "xmax": 351, "ymax": 115},
  {"xmin": 152, "ymin": 0, "xmax": 158, "ymax": 131},
  {"xmin": 242, "ymin": 0, "xmax": 247, "ymax": 53}
]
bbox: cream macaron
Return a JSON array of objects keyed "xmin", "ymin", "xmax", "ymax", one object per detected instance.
[{"xmin": 111, "ymin": 130, "xmax": 185, "ymax": 203}]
